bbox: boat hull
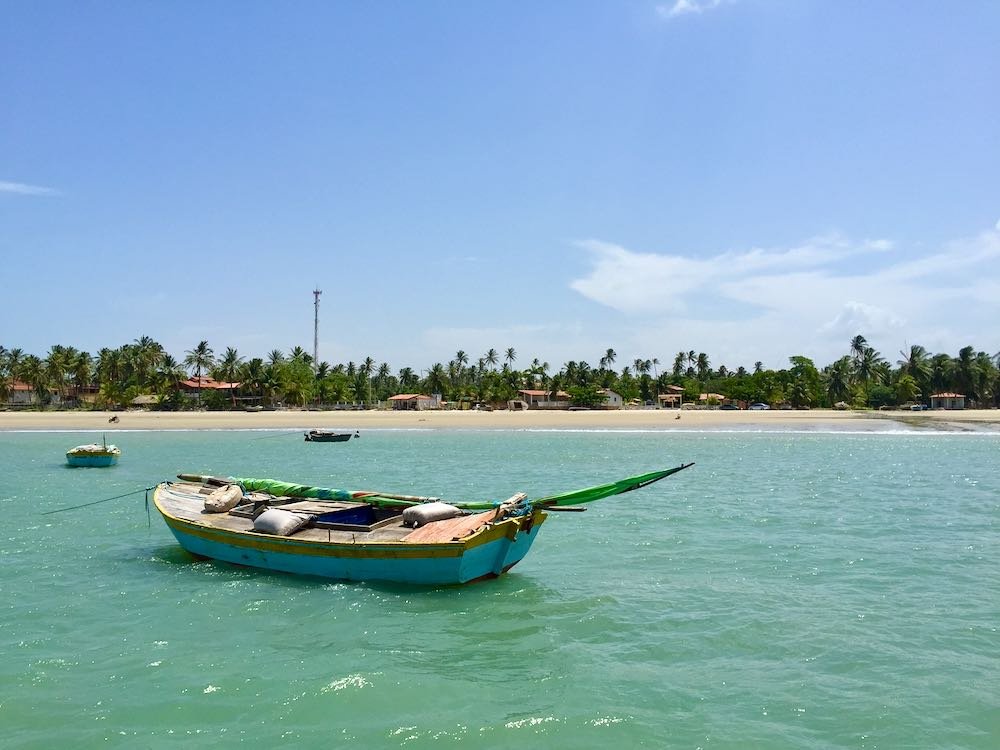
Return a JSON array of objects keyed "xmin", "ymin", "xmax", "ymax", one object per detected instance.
[
  {"xmin": 304, "ymin": 432, "xmax": 353, "ymax": 442},
  {"xmin": 154, "ymin": 487, "xmax": 545, "ymax": 585},
  {"xmin": 66, "ymin": 452, "xmax": 119, "ymax": 467}
]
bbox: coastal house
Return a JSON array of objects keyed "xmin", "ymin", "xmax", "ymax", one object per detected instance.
[
  {"xmin": 6, "ymin": 380, "xmax": 37, "ymax": 407},
  {"xmin": 658, "ymin": 385, "xmax": 685, "ymax": 408},
  {"xmin": 518, "ymin": 389, "xmax": 571, "ymax": 410},
  {"xmin": 179, "ymin": 376, "xmax": 240, "ymax": 393},
  {"xmin": 930, "ymin": 392, "xmax": 965, "ymax": 410},
  {"xmin": 597, "ymin": 388, "xmax": 623, "ymax": 409},
  {"xmin": 388, "ymin": 393, "xmax": 438, "ymax": 411},
  {"xmin": 699, "ymin": 392, "xmax": 727, "ymax": 405}
]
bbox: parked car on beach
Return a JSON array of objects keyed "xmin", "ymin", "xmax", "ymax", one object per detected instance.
[{"xmin": 748, "ymin": 403, "xmax": 770, "ymax": 410}]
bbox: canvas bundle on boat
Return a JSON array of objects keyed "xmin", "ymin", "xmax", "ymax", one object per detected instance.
[
  {"xmin": 204, "ymin": 484, "xmax": 243, "ymax": 513},
  {"xmin": 402, "ymin": 501, "xmax": 464, "ymax": 528},
  {"xmin": 253, "ymin": 508, "xmax": 312, "ymax": 536}
]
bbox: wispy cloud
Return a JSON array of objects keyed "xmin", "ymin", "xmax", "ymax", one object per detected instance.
[
  {"xmin": 0, "ymin": 180, "xmax": 59, "ymax": 196},
  {"xmin": 569, "ymin": 225, "xmax": 1000, "ymax": 368},
  {"xmin": 656, "ymin": 0, "xmax": 730, "ymax": 20}
]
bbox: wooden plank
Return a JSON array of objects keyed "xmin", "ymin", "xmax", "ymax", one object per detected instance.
[{"xmin": 401, "ymin": 510, "xmax": 497, "ymax": 543}]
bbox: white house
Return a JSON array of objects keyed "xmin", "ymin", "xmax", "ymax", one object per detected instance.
[
  {"xmin": 598, "ymin": 388, "xmax": 623, "ymax": 409},
  {"xmin": 930, "ymin": 392, "xmax": 965, "ymax": 410}
]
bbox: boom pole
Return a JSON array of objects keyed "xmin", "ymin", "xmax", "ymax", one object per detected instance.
[{"xmin": 313, "ymin": 287, "xmax": 322, "ymax": 372}]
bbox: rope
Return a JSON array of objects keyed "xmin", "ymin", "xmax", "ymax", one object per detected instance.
[{"xmin": 42, "ymin": 485, "xmax": 159, "ymax": 516}]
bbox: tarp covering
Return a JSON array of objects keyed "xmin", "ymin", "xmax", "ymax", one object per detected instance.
[
  {"xmin": 233, "ymin": 478, "xmax": 355, "ymax": 501},
  {"xmin": 228, "ymin": 463, "xmax": 694, "ymax": 510}
]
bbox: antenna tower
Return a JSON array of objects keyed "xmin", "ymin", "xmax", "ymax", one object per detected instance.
[{"xmin": 313, "ymin": 287, "xmax": 322, "ymax": 371}]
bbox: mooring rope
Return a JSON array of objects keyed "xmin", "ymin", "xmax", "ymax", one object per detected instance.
[{"xmin": 42, "ymin": 485, "xmax": 159, "ymax": 516}]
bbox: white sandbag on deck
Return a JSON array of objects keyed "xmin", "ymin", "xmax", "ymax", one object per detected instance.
[
  {"xmin": 253, "ymin": 508, "xmax": 311, "ymax": 536},
  {"xmin": 204, "ymin": 484, "xmax": 244, "ymax": 513},
  {"xmin": 402, "ymin": 501, "xmax": 464, "ymax": 528}
]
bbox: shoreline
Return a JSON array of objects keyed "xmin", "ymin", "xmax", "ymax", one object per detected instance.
[{"xmin": 1, "ymin": 408, "xmax": 998, "ymax": 432}]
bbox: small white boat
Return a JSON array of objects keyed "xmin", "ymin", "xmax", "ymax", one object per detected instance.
[{"xmin": 66, "ymin": 436, "xmax": 121, "ymax": 467}]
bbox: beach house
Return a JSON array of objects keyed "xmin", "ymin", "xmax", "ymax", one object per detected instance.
[
  {"xmin": 598, "ymin": 388, "xmax": 623, "ymax": 409},
  {"xmin": 517, "ymin": 389, "xmax": 571, "ymax": 410},
  {"xmin": 387, "ymin": 393, "xmax": 438, "ymax": 411},
  {"xmin": 929, "ymin": 392, "xmax": 965, "ymax": 410}
]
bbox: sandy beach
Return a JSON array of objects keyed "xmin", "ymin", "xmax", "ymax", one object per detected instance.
[{"xmin": 1, "ymin": 408, "xmax": 998, "ymax": 432}]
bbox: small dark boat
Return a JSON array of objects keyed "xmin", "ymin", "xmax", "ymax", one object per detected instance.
[{"xmin": 304, "ymin": 430, "xmax": 358, "ymax": 443}]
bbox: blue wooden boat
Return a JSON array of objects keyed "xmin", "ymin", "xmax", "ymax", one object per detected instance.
[
  {"xmin": 152, "ymin": 464, "xmax": 693, "ymax": 585},
  {"xmin": 66, "ymin": 437, "xmax": 121, "ymax": 467}
]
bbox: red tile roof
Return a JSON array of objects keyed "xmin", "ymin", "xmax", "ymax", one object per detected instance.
[{"xmin": 181, "ymin": 376, "xmax": 239, "ymax": 390}]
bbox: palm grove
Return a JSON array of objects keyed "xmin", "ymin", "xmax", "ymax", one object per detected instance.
[{"xmin": 1, "ymin": 335, "xmax": 998, "ymax": 410}]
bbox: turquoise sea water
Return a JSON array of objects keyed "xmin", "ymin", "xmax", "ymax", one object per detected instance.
[{"xmin": 1, "ymin": 426, "xmax": 998, "ymax": 749}]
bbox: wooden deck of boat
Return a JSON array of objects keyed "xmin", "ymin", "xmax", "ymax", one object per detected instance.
[
  {"xmin": 400, "ymin": 510, "xmax": 498, "ymax": 543},
  {"xmin": 158, "ymin": 482, "xmax": 470, "ymax": 545}
]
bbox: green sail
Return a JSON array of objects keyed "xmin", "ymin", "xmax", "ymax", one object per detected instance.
[
  {"xmin": 533, "ymin": 464, "xmax": 694, "ymax": 507},
  {"xmin": 227, "ymin": 463, "xmax": 693, "ymax": 510},
  {"xmin": 233, "ymin": 478, "xmax": 356, "ymax": 502}
]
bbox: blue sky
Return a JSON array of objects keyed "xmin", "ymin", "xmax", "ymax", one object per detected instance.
[{"xmin": 3, "ymin": 1, "xmax": 998, "ymax": 372}]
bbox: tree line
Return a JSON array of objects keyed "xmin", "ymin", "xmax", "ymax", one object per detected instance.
[{"xmin": 1, "ymin": 335, "xmax": 998, "ymax": 410}]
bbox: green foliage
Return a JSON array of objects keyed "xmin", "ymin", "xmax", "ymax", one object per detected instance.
[
  {"xmin": 567, "ymin": 384, "xmax": 605, "ymax": 408},
  {"xmin": 5, "ymin": 332, "xmax": 999, "ymax": 412},
  {"xmin": 868, "ymin": 384, "xmax": 895, "ymax": 408}
]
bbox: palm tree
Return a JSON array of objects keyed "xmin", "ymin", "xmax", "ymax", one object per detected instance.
[
  {"xmin": 360, "ymin": 356, "xmax": 375, "ymax": 404},
  {"xmin": 398, "ymin": 367, "xmax": 418, "ymax": 389},
  {"xmin": 267, "ymin": 349, "xmax": 285, "ymax": 367},
  {"xmin": 825, "ymin": 356, "xmax": 852, "ymax": 404},
  {"xmin": 973, "ymin": 351, "xmax": 997, "ymax": 407},
  {"xmin": 21, "ymin": 354, "xmax": 50, "ymax": 404},
  {"xmin": 183, "ymin": 340, "xmax": 215, "ymax": 406},
  {"xmin": 954, "ymin": 346, "xmax": 976, "ymax": 399},
  {"xmin": 425, "ymin": 363, "xmax": 447, "ymax": 397},
  {"xmin": 672, "ymin": 352, "xmax": 685, "ymax": 377},
  {"xmin": 132, "ymin": 336, "xmax": 164, "ymax": 387},
  {"xmin": 485, "ymin": 348, "xmax": 499, "ymax": 371},
  {"xmin": 154, "ymin": 354, "xmax": 187, "ymax": 402},
  {"xmin": 71, "ymin": 350, "xmax": 93, "ymax": 403},
  {"xmin": 850, "ymin": 335, "xmax": 868, "ymax": 365},
  {"xmin": 854, "ymin": 346, "xmax": 885, "ymax": 405},
  {"xmin": 242, "ymin": 358, "xmax": 266, "ymax": 405},
  {"xmin": 44, "ymin": 345, "xmax": 70, "ymax": 404},
  {"xmin": 4, "ymin": 347, "xmax": 24, "ymax": 394},
  {"xmin": 216, "ymin": 347, "xmax": 244, "ymax": 407},
  {"xmin": 376, "ymin": 362, "xmax": 391, "ymax": 400},
  {"xmin": 505, "ymin": 348, "xmax": 517, "ymax": 369},
  {"xmin": 897, "ymin": 344, "xmax": 930, "ymax": 402},
  {"xmin": 601, "ymin": 348, "xmax": 617, "ymax": 371},
  {"xmin": 928, "ymin": 353, "xmax": 953, "ymax": 394},
  {"xmin": 696, "ymin": 353, "xmax": 711, "ymax": 382},
  {"xmin": 289, "ymin": 346, "xmax": 312, "ymax": 366}
]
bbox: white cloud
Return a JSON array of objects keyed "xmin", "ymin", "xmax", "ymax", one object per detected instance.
[
  {"xmin": 819, "ymin": 301, "xmax": 905, "ymax": 338},
  {"xmin": 656, "ymin": 0, "xmax": 729, "ymax": 20},
  {"xmin": 0, "ymin": 180, "xmax": 59, "ymax": 196},
  {"xmin": 568, "ymin": 224, "xmax": 1000, "ymax": 368}
]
